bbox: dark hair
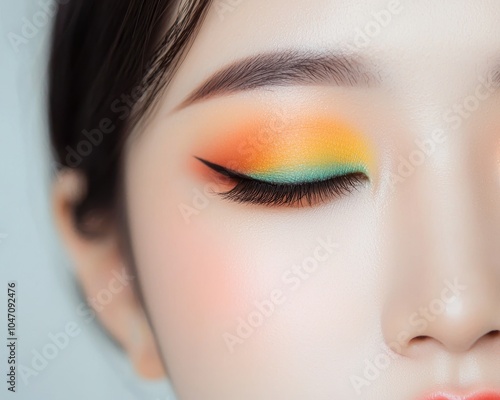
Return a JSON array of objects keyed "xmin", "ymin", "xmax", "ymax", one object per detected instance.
[{"xmin": 49, "ymin": 0, "xmax": 213, "ymax": 234}]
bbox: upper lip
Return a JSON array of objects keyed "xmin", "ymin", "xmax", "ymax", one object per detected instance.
[{"xmin": 421, "ymin": 391, "xmax": 500, "ymax": 400}]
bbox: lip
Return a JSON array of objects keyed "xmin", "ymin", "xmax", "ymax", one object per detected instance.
[{"xmin": 421, "ymin": 391, "xmax": 500, "ymax": 400}]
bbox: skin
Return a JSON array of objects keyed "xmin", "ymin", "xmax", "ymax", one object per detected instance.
[{"xmin": 54, "ymin": 1, "xmax": 500, "ymax": 399}]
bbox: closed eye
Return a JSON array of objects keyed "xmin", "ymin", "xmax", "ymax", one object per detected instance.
[{"xmin": 195, "ymin": 157, "xmax": 369, "ymax": 207}]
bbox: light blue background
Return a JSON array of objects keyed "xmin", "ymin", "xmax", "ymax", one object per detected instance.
[{"xmin": 0, "ymin": 1, "xmax": 176, "ymax": 399}]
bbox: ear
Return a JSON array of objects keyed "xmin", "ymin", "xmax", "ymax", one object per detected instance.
[{"xmin": 52, "ymin": 169, "xmax": 166, "ymax": 380}]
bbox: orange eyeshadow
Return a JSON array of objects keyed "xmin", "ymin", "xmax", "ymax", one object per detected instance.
[{"xmin": 202, "ymin": 116, "xmax": 375, "ymax": 183}]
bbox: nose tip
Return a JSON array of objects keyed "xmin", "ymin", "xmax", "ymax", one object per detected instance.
[{"xmin": 382, "ymin": 278, "xmax": 500, "ymax": 356}]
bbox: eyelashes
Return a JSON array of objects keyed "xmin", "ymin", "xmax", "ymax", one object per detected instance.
[
  {"xmin": 221, "ymin": 173, "xmax": 367, "ymax": 206},
  {"xmin": 196, "ymin": 157, "xmax": 369, "ymax": 207}
]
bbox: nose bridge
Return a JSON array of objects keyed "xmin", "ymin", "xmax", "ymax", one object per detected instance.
[{"xmin": 381, "ymin": 117, "xmax": 500, "ymax": 354}]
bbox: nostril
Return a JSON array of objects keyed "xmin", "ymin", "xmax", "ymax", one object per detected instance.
[
  {"xmin": 412, "ymin": 336, "xmax": 430, "ymax": 342},
  {"xmin": 407, "ymin": 335, "xmax": 433, "ymax": 348},
  {"xmin": 486, "ymin": 330, "xmax": 500, "ymax": 338},
  {"xmin": 402, "ymin": 335, "xmax": 441, "ymax": 357}
]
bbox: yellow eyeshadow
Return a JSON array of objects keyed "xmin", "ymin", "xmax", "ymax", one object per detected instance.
[{"xmin": 212, "ymin": 116, "xmax": 375, "ymax": 183}]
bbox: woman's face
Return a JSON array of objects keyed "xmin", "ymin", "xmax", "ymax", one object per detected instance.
[{"xmin": 123, "ymin": 1, "xmax": 500, "ymax": 398}]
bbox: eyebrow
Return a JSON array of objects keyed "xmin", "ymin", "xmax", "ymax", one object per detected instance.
[{"xmin": 174, "ymin": 50, "xmax": 380, "ymax": 111}]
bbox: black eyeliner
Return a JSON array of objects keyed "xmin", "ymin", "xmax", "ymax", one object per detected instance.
[{"xmin": 195, "ymin": 156, "xmax": 368, "ymax": 207}]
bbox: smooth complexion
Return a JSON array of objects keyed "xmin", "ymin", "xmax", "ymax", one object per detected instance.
[
  {"xmin": 56, "ymin": 1, "xmax": 500, "ymax": 399},
  {"xmin": 198, "ymin": 116, "xmax": 375, "ymax": 183}
]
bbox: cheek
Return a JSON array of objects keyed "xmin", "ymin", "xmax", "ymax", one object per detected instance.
[
  {"xmin": 127, "ymin": 173, "xmax": 383, "ymax": 398},
  {"xmin": 129, "ymin": 206, "xmax": 247, "ymax": 350},
  {"xmin": 125, "ymin": 166, "xmax": 273, "ymax": 393},
  {"xmin": 124, "ymin": 119, "xmax": 384, "ymax": 398}
]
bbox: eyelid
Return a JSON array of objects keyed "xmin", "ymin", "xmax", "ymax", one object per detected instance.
[
  {"xmin": 195, "ymin": 156, "xmax": 369, "ymax": 185},
  {"xmin": 195, "ymin": 156, "xmax": 369, "ymax": 207},
  {"xmin": 200, "ymin": 116, "xmax": 376, "ymax": 182}
]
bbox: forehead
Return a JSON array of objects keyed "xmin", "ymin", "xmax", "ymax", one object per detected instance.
[{"xmin": 159, "ymin": 0, "xmax": 500, "ymax": 113}]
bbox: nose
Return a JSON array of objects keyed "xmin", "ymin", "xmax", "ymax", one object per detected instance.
[
  {"xmin": 383, "ymin": 274, "xmax": 500, "ymax": 354},
  {"xmin": 381, "ymin": 130, "xmax": 500, "ymax": 356}
]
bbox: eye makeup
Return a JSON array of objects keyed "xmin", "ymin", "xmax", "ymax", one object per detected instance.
[
  {"xmin": 202, "ymin": 116, "xmax": 375, "ymax": 184},
  {"xmin": 194, "ymin": 115, "xmax": 375, "ymax": 207}
]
